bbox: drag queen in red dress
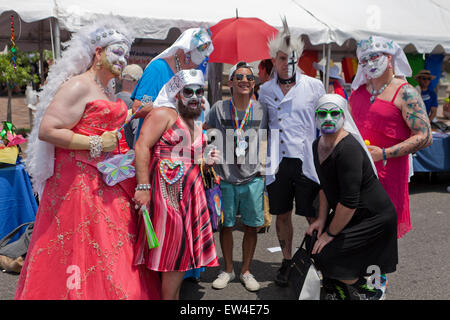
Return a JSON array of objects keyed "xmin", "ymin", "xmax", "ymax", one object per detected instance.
[
  {"xmin": 16, "ymin": 18, "xmax": 160, "ymax": 300},
  {"xmin": 133, "ymin": 70, "xmax": 219, "ymax": 300}
]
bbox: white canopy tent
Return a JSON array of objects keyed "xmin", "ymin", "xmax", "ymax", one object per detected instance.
[
  {"xmin": 53, "ymin": 0, "xmax": 331, "ymax": 44},
  {"xmin": 2, "ymin": 0, "xmax": 450, "ymax": 92},
  {"xmin": 295, "ymin": 0, "xmax": 450, "ymax": 54}
]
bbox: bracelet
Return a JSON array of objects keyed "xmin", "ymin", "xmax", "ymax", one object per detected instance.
[
  {"xmin": 382, "ymin": 147, "xmax": 387, "ymax": 166},
  {"xmin": 89, "ymin": 135, "xmax": 103, "ymax": 158},
  {"xmin": 326, "ymin": 227, "xmax": 338, "ymax": 238},
  {"xmin": 136, "ymin": 184, "xmax": 151, "ymax": 191}
]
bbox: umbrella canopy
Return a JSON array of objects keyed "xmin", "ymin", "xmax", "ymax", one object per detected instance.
[{"xmin": 209, "ymin": 17, "xmax": 278, "ymax": 64}]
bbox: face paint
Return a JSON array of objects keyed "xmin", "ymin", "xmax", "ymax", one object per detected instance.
[
  {"xmin": 315, "ymin": 106, "xmax": 344, "ymax": 134},
  {"xmin": 177, "ymin": 84, "xmax": 203, "ymax": 119},
  {"xmin": 190, "ymin": 43, "xmax": 210, "ymax": 65},
  {"xmin": 179, "ymin": 84, "xmax": 203, "ymax": 108},
  {"xmin": 360, "ymin": 53, "xmax": 388, "ymax": 79},
  {"xmin": 287, "ymin": 50, "xmax": 298, "ymax": 79},
  {"xmin": 102, "ymin": 42, "xmax": 130, "ymax": 76}
]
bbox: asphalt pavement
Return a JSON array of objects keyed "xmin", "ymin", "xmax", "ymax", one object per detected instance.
[{"xmin": 1, "ymin": 173, "xmax": 449, "ymax": 300}]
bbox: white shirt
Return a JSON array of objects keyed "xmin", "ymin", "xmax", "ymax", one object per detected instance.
[{"xmin": 259, "ymin": 71, "xmax": 325, "ymax": 186}]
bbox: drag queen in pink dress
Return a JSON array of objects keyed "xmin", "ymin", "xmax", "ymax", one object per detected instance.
[
  {"xmin": 349, "ymin": 36, "xmax": 432, "ymax": 239},
  {"xmin": 16, "ymin": 18, "xmax": 160, "ymax": 300}
]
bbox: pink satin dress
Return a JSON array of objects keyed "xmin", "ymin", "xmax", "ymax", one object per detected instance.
[
  {"xmin": 350, "ymin": 84, "xmax": 412, "ymax": 239},
  {"xmin": 15, "ymin": 100, "xmax": 161, "ymax": 300}
]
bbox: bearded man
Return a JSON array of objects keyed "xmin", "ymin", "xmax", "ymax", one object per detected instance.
[{"xmin": 133, "ymin": 69, "xmax": 220, "ymax": 300}]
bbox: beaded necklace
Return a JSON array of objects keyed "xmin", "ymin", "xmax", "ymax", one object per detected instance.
[
  {"xmin": 369, "ymin": 74, "xmax": 395, "ymax": 104},
  {"xmin": 174, "ymin": 53, "xmax": 182, "ymax": 72}
]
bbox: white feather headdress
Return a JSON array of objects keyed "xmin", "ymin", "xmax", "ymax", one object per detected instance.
[{"xmin": 25, "ymin": 16, "xmax": 134, "ymax": 198}]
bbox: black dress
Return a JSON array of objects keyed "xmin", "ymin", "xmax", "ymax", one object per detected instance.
[{"xmin": 312, "ymin": 133, "xmax": 398, "ymax": 280}]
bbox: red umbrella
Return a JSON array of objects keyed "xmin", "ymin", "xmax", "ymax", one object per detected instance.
[{"xmin": 209, "ymin": 17, "xmax": 278, "ymax": 65}]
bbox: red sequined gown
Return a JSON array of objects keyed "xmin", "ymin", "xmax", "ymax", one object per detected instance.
[{"xmin": 15, "ymin": 100, "xmax": 161, "ymax": 300}]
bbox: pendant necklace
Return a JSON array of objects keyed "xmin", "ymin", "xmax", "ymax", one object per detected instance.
[
  {"xmin": 369, "ymin": 74, "xmax": 395, "ymax": 104},
  {"xmin": 93, "ymin": 72, "xmax": 113, "ymax": 96},
  {"xmin": 229, "ymin": 99, "xmax": 253, "ymax": 157}
]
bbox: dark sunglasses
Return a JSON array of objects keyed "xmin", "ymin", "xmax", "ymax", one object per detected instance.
[
  {"xmin": 182, "ymin": 87, "xmax": 204, "ymax": 98},
  {"xmin": 316, "ymin": 109, "xmax": 343, "ymax": 119},
  {"xmin": 234, "ymin": 74, "xmax": 255, "ymax": 81},
  {"xmin": 419, "ymin": 77, "xmax": 432, "ymax": 81}
]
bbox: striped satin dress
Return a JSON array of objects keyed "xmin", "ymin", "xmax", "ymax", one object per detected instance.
[{"xmin": 134, "ymin": 117, "xmax": 218, "ymax": 272}]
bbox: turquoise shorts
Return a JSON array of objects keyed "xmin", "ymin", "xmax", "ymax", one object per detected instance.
[{"xmin": 220, "ymin": 177, "xmax": 265, "ymax": 228}]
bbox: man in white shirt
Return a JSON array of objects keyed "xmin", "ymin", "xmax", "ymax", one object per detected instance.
[{"xmin": 259, "ymin": 19, "xmax": 325, "ymax": 287}]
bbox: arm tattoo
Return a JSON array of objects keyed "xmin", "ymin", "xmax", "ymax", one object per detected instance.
[{"xmin": 388, "ymin": 85, "xmax": 432, "ymax": 158}]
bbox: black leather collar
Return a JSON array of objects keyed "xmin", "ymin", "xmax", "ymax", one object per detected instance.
[{"xmin": 277, "ymin": 74, "xmax": 296, "ymax": 85}]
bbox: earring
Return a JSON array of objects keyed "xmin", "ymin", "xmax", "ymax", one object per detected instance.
[{"xmin": 185, "ymin": 53, "xmax": 191, "ymax": 65}]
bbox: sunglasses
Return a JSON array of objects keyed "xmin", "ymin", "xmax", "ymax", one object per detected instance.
[
  {"xmin": 182, "ymin": 87, "xmax": 204, "ymax": 98},
  {"xmin": 197, "ymin": 43, "xmax": 210, "ymax": 52},
  {"xmin": 234, "ymin": 74, "xmax": 255, "ymax": 81},
  {"xmin": 419, "ymin": 77, "xmax": 432, "ymax": 81},
  {"xmin": 359, "ymin": 52, "xmax": 383, "ymax": 66},
  {"xmin": 316, "ymin": 109, "xmax": 343, "ymax": 119}
]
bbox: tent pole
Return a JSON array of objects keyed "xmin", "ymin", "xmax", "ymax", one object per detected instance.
[
  {"xmin": 322, "ymin": 44, "xmax": 326, "ymax": 87},
  {"xmin": 325, "ymin": 44, "xmax": 331, "ymax": 93},
  {"xmin": 49, "ymin": 19, "xmax": 55, "ymax": 62},
  {"xmin": 53, "ymin": 17, "xmax": 61, "ymax": 60},
  {"xmin": 39, "ymin": 21, "xmax": 45, "ymax": 85}
]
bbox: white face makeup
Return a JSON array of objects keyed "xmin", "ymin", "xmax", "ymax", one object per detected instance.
[
  {"xmin": 190, "ymin": 43, "xmax": 210, "ymax": 65},
  {"xmin": 103, "ymin": 42, "xmax": 130, "ymax": 76},
  {"xmin": 179, "ymin": 84, "xmax": 204, "ymax": 109},
  {"xmin": 359, "ymin": 52, "xmax": 388, "ymax": 79},
  {"xmin": 315, "ymin": 105, "xmax": 344, "ymax": 134}
]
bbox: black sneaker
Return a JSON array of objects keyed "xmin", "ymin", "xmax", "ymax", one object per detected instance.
[
  {"xmin": 346, "ymin": 278, "xmax": 385, "ymax": 300},
  {"xmin": 322, "ymin": 278, "xmax": 350, "ymax": 300},
  {"xmin": 275, "ymin": 259, "xmax": 291, "ymax": 287}
]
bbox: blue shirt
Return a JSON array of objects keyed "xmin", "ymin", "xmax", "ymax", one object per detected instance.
[
  {"xmin": 420, "ymin": 88, "xmax": 438, "ymax": 115},
  {"xmin": 131, "ymin": 59, "xmax": 174, "ymax": 139}
]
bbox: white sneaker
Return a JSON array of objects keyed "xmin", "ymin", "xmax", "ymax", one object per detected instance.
[
  {"xmin": 212, "ymin": 270, "xmax": 235, "ymax": 289},
  {"xmin": 240, "ymin": 272, "xmax": 261, "ymax": 292}
]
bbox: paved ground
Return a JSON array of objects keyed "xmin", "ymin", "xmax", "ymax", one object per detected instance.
[
  {"xmin": 1, "ymin": 175, "xmax": 449, "ymax": 300},
  {"xmin": 1, "ymin": 97, "xmax": 449, "ymax": 300}
]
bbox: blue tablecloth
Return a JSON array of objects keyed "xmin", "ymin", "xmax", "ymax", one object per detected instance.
[
  {"xmin": 0, "ymin": 163, "xmax": 37, "ymax": 242},
  {"xmin": 413, "ymin": 133, "xmax": 450, "ymax": 172}
]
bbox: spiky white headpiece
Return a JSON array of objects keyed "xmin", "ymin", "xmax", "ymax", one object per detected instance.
[{"xmin": 268, "ymin": 17, "xmax": 304, "ymax": 58}]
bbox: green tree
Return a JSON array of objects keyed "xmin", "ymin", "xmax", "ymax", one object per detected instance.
[{"xmin": 0, "ymin": 49, "xmax": 39, "ymax": 123}]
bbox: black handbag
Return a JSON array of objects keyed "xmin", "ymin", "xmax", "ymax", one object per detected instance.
[{"xmin": 288, "ymin": 230, "xmax": 321, "ymax": 300}]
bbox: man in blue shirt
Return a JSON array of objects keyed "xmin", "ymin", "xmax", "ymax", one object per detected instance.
[
  {"xmin": 414, "ymin": 69, "xmax": 438, "ymax": 121},
  {"xmin": 130, "ymin": 28, "xmax": 213, "ymax": 142}
]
